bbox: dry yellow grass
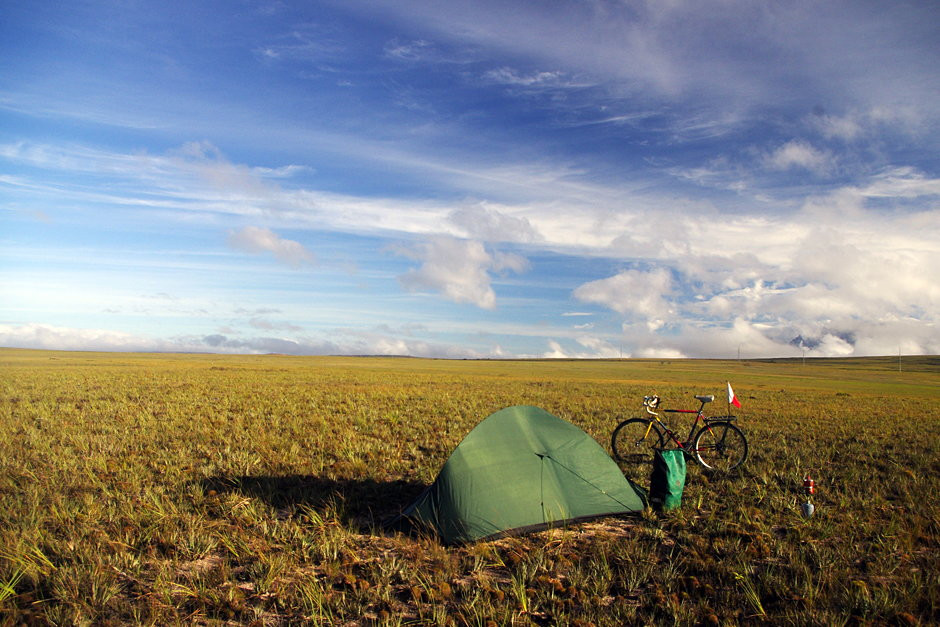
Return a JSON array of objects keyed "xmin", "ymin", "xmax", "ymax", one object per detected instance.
[{"xmin": 1, "ymin": 349, "xmax": 937, "ymax": 624}]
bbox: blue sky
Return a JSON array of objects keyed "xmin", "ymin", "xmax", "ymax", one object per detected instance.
[{"xmin": 2, "ymin": 0, "xmax": 938, "ymax": 358}]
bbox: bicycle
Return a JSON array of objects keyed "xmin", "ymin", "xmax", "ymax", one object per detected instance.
[{"xmin": 611, "ymin": 394, "xmax": 748, "ymax": 484}]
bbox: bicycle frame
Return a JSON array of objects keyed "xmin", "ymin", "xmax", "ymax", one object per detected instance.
[{"xmin": 645, "ymin": 396, "xmax": 733, "ymax": 449}]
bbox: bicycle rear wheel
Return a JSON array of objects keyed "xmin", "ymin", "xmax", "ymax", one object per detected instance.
[
  {"xmin": 692, "ymin": 421, "xmax": 747, "ymax": 472},
  {"xmin": 611, "ymin": 418, "xmax": 664, "ymax": 485}
]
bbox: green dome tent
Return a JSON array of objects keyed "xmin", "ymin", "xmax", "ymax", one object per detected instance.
[{"xmin": 395, "ymin": 405, "xmax": 647, "ymax": 544}]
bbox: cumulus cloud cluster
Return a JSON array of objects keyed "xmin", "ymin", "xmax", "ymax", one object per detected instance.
[
  {"xmin": 561, "ymin": 179, "xmax": 940, "ymax": 357},
  {"xmin": 574, "ymin": 269, "xmax": 674, "ymax": 330}
]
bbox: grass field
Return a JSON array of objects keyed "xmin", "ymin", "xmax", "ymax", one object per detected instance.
[{"xmin": 1, "ymin": 348, "xmax": 938, "ymax": 625}]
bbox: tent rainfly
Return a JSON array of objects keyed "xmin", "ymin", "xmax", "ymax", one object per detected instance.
[{"xmin": 394, "ymin": 405, "xmax": 647, "ymax": 544}]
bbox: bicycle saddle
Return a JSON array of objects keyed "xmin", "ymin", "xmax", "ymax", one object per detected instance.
[{"xmin": 695, "ymin": 395, "xmax": 715, "ymax": 403}]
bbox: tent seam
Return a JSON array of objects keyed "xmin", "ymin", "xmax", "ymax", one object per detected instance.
[{"xmin": 544, "ymin": 456, "xmax": 636, "ymax": 510}]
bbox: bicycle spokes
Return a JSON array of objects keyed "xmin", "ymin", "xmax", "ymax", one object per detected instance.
[
  {"xmin": 692, "ymin": 422, "xmax": 747, "ymax": 472},
  {"xmin": 611, "ymin": 418, "xmax": 664, "ymax": 484}
]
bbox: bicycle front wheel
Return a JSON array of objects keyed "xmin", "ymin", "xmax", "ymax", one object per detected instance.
[
  {"xmin": 611, "ymin": 418, "xmax": 664, "ymax": 484},
  {"xmin": 692, "ymin": 421, "xmax": 748, "ymax": 472}
]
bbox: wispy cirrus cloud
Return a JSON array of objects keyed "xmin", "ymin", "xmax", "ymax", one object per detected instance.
[
  {"xmin": 383, "ymin": 39, "xmax": 435, "ymax": 62},
  {"xmin": 481, "ymin": 67, "xmax": 593, "ymax": 91},
  {"xmin": 353, "ymin": 0, "xmax": 940, "ymax": 122},
  {"xmin": 483, "ymin": 67, "xmax": 566, "ymax": 87},
  {"xmin": 252, "ymin": 23, "xmax": 346, "ymax": 64}
]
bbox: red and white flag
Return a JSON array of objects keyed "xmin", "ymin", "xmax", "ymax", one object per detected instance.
[{"xmin": 727, "ymin": 382, "xmax": 742, "ymax": 408}]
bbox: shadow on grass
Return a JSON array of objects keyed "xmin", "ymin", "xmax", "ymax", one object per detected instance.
[{"xmin": 201, "ymin": 474, "xmax": 427, "ymax": 534}]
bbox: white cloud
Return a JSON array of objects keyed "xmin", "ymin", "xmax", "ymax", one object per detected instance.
[
  {"xmin": 0, "ymin": 323, "xmax": 498, "ymax": 358},
  {"xmin": 566, "ymin": 165, "xmax": 940, "ymax": 358},
  {"xmin": 622, "ymin": 314, "xmax": 940, "ymax": 360},
  {"xmin": 171, "ymin": 141, "xmax": 313, "ymax": 210},
  {"xmin": 449, "ymin": 203, "xmax": 541, "ymax": 243},
  {"xmin": 541, "ymin": 340, "xmax": 568, "ymax": 359},
  {"xmin": 573, "ymin": 268, "xmax": 674, "ymax": 329},
  {"xmin": 491, "ymin": 249, "xmax": 529, "ymax": 274},
  {"xmin": 858, "ymin": 167, "xmax": 940, "ymax": 199},
  {"xmin": 542, "ymin": 336, "xmax": 620, "ymax": 359},
  {"xmin": 634, "ymin": 347, "xmax": 686, "ymax": 359},
  {"xmin": 765, "ymin": 140, "xmax": 834, "ymax": 174},
  {"xmin": 397, "ymin": 236, "xmax": 529, "ymax": 309},
  {"xmin": 810, "ymin": 112, "xmax": 863, "ymax": 141},
  {"xmin": 0, "ymin": 323, "xmax": 184, "ymax": 353},
  {"xmin": 808, "ymin": 108, "xmax": 926, "ymax": 142},
  {"xmin": 227, "ymin": 226, "xmax": 315, "ymax": 268}
]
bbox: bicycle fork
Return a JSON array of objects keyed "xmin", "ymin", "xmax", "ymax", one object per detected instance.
[{"xmin": 632, "ymin": 420, "xmax": 656, "ymax": 446}]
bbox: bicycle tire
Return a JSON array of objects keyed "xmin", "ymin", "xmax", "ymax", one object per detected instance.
[
  {"xmin": 611, "ymin": 418, "xmax": 665, "ymax": 484},
  {"xmin": 692, "ymin": 421, "xmax": 748, "ymax": 472}
]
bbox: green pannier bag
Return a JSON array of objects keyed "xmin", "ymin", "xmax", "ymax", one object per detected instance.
[{"xmin": 649, "ymin": 449, "xmax": 686, "ymax": 511}]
